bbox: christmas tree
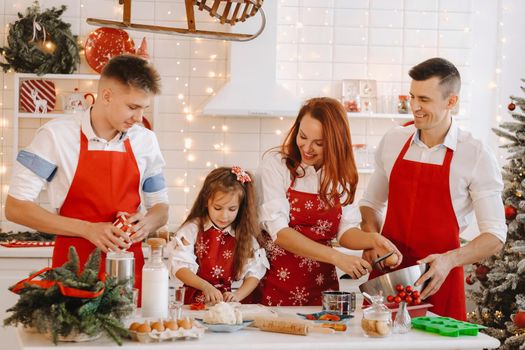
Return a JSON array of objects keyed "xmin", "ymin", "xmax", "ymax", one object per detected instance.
[{"xmin": 466, "ymin": 80, "xmax": 525, "ymax": 349}]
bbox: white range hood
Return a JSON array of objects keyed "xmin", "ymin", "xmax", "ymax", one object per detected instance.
[{"xmin": 202, "ymin": 1, "xmax": 301, "ymax": 117}]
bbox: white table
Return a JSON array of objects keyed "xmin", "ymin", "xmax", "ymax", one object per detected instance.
[{"xmin": 15, "ymin": 306, "xmax": 500, "ymax": 350}]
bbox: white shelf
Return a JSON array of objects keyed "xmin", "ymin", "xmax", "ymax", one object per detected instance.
[
  {"xmin": 15, "ymin": 73, "xmax": 99, "ymax": 80},
  {"xmin": 347, "ymin": 112, "xmax": 412, "ymax": 119},
  {"xmin": 18, "ymin": 111, "xmax": 82, "ymax": 119}
]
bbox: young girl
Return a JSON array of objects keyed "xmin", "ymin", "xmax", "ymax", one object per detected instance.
[{"xmin": 167, "ymin": 166, "xmax": 268, "ymax": 304}]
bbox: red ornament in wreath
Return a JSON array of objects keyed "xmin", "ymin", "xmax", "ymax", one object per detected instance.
[
  {"xmin": 505, "ymin": 205, "xmax": 517, "ymax": 220},
  {"xmin": 475, "ymin": 265, "xmax": 490, "ymax": 282},
  {"xmin": 513, "ymin": 310, "xmax": 525, "ymax": 329},
  {"xmin": 84, "ymin": 27, "xmax": 135, "ymax": 73},
  {"xmin": 508, "ymin": 102, "xmax": 516, "ymax": 111}
]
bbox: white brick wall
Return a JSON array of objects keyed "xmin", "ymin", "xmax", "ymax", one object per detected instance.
[{"xmin": 0, "ymin": 0, "xmax": 485, "ymax": 232}]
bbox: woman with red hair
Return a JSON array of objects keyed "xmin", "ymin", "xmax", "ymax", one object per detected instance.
[{"xmin": 256, "ymin": 97, "xmax": 401, "ymax": 306}]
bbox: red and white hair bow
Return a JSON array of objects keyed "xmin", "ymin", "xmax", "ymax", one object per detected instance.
[{"xmin": 231, "ymin": 166, "xmax": 251, "ymax": 183}]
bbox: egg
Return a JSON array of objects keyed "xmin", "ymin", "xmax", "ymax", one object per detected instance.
[
  {"xmin": 151, "ymin": 321, "xmax": 165, "ymax": 332},
  {"xmin": 137, "ymin": 323, "xmax": 152, "ymax": 333},
  {"xmin": 178, "ymin": 318, "xmax": 192, "ymax": 329},
  {"xmin": 164, "ymin": 320, "xmax": 178, "ymax": 331},
  {"xmin": 384, "ymin": 253, "xmax": 399, "ymax": 267},
  {"xmin": 129, "ymin": 322, "xmax": 141, "ymax": 331}
]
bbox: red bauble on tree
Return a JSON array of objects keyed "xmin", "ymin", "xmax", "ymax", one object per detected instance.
[
  {"xmin": 466, "ymin": 275, "xmax": 475, "ymax": 285},
  {"xmin": 475, "ymin": 265, "xmax": 490, "ymax": 282},
  {"xmin": 508, "ymin": 102, "xmax": 516, "ymax": 111},
  {"xmin": 513, "ymin": 310, "xmax": 525, "ymax": 329},
  {"xmin": 505, "ymin": 205, "xmax": 517, "ymax": 220}
]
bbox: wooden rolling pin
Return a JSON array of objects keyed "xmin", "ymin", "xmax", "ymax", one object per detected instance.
[{"xmin": 253, "ymin": 317, "xmax": 335, "ymax": 336}]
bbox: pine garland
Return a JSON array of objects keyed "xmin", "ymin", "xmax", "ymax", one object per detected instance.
[
  {"xmin": 0, "ymin": 231, "xmax": 54, "ymax": 242},
  {"xmin": 0, "ymin": 2, "xmax": 80, "ymax": 75},
  {"xmin": 3, "ymin": 247, "xmax": 132, "ymax": 345}
]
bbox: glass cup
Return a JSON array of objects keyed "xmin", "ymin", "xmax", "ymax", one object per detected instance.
[{"xmin": 169, "ymin": 286, "xmax": 186, "ymax": 319}]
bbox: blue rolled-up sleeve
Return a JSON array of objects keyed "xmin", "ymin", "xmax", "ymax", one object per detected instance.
[
  {"xmin": 16, "ymin": 150, "xmax": 57, "ymax": 182},
  {"xmin": 142, "ymin": 173, "xmax": 166, "ymax": 193}
]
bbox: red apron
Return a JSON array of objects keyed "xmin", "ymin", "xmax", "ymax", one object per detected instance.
[
  {"xmin": 259, "ymin": 180, "xmax": 341, "ymax": 306},
  {"xmin": 369, "ymin": 135, "xmax": 465, "ymax": 320},
  {"xmin": 184, "ymin": 226, "xmax": 236, "ymax": 304},
  {"xmin": 52, "ymin": 131, "xmax": 144, "ymax": 294}
]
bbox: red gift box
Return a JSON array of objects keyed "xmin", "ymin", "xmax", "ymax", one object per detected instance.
[{"xmin": 113, "ymin": 214, "xmax": 131, "ymax": 233}]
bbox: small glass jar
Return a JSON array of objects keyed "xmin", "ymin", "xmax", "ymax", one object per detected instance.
[
  {"xmin": 361, "ymin": 295, "xmax": 392, "ymax": 337},
  {"xmin": 397, "ymin": 95, "xmax": 410, "ymax": 114}
]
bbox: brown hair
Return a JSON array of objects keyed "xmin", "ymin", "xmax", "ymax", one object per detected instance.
[
  {"xmin": 409, "ymin": 57, "xmax": 461, "ymax": 98},
  {"xmin": 279, "ymin": 97, "xmax": 358, "ymax": 207},
  {"xmin": 101, "ymin": 54, "xmax": 161, "ymax": 95},
  {"xmin": 181, "ymin": 167, "xmax": 260, "ymax": 280}
]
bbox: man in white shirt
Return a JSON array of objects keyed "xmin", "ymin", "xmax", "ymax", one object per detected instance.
[
  {"xmin": 5, "ymin": 55, "xmax": 169, "ymax": 293},
  {"xmin": 359, "ymin": 57, "xmax": 506, "ymax": 320}
]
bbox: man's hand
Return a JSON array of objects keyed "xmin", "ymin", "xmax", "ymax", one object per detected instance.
[
  {"xmin": 333, "ymin": 252, "xmax": 372, "ymax": 279},
  {"xmin": 118, "ymin": 211, "xmax": 155, "ymax": 243},
  {"xmin": 362, "ymin": 234, "xmax": 403, "ymax": 270},
  {"xmin": 84, "ymin": 222, "xmax": 131, "ymax": 253},
  {"xmin": 415, "ymin": 253, "xmax": 456, "ymax": 299}
]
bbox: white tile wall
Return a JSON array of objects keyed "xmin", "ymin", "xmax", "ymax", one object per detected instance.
[{"xmin": 0, "ymin": 0, "xmax": 476, "ymax": 231}]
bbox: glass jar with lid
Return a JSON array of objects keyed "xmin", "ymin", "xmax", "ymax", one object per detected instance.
[
  {"xmin": 397, "ymin": 95, "xmax": 410, "ymax": 114},
  {"xmin": 361, "ymin": 294, "xmax": 392, "ymax": 337}
]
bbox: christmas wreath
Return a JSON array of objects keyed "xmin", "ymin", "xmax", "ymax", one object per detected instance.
[
  {"xmin": 0, "ymin": 2, "xmax": 80, "ymax": 75},
  {"xmin": 3, "ymin": 247, "xmax": 132, "ymax": 345}
]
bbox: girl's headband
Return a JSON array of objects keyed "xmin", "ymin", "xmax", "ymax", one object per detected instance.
[{"xmin": 231, "ymin": 166, "xmax": 251, "ymax": 183}]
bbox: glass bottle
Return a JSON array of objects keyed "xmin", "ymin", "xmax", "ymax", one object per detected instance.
[
  {"xmin": 393, "ymin": 301, "xmax": 412, "ymax": 333},
  {"xmin": 397, "ymin": 95, "xmax": 410, "ymax": 114},
  {"xmin": 141, "ymin": 238, "xmax": 169, "ymax": 318},
  {"xmin": 361, "ymin": 294, "xmax": 392, "ymax": 337}
]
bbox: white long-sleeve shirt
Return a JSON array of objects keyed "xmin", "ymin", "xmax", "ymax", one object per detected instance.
[
  {"xmin": 257, "ymin": 151, "xmax": 362, "ymax": 241},
  {"xmin": 359, "ymin": 119, "xmax": 507, "ymax": 242},
  {"xmin": 8, "ymin": 109, "xmax": 168, "ymax": 211},
  {"xmin": 167, "ymin": 219, "xmax": 269, "ymax": 283}
]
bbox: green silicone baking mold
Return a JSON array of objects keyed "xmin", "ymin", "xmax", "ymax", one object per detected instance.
[{"xmin": 411, "ymin": 316, "xmax": 486, "ymax": 337}]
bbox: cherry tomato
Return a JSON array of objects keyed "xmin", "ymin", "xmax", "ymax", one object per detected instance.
[
  {"xmin": 394, "ymin": 296, "xmax": 402, "ymax": 303},
  {"xmin": 395, "ymin": 284, "xmax": 404, "ymax": 292},
  {"xmin": 398, "ymin": 291, "xmax": 406, "ymax": 298},
  {"xmin": 387, "ymin": 295, "xmax": 394, "ymax": 303},
  {"xmin": 413, "ymin": 298, "xmax": 421, "ymax": 305},
  {"xmin": 405, "ymin": 296, "xmax": 413, "ymax": 304},
  {"xmin": 405, "ymin": 285, "xmax": 413, "ymax": 293},
  {"xmin": 412, "ymin": 291, "xmax": 420, "ymax": 298}
]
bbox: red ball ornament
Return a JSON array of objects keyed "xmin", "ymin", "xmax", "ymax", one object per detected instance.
[
  {"xmin": 466, "ymin": 275, "xmax": 474, "ymax": 285},
  {"xmin": 514, "ymin": 310, "xmax": 525, "ymax": 329},
  {"xmin": 508, "ymin": 102, "xmax": 516, "ymax": 111},
  {"xmin": 475, "ymin": 265, "xmax": 490, "ymax": 282},
  {"xmin": 505, "ymin": 205, "xmax": 517, "ymax": 220}
]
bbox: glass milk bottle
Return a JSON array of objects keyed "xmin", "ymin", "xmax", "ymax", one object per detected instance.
[{"xmin": 141, "ymin": 238, "xmax": 169, "ymax": 318}]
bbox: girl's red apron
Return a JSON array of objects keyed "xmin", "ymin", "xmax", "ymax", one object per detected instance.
[
  {"xmin": 259, "ymin": 179, "xmax": 340, "ymax": 306},
  {"xmin": 184, "ymin": 226, "xmax": 237, "ymax": 304},
  {"xmin": 52, "ymin": 131, "xmax": 144, "ymax": 294},
  {"xmin": 369, "ymin": 135, "xmax": 466, "ymax": 320}
]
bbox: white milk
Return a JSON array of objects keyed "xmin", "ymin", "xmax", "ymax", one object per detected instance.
[{"xmin": 141, "ymin": 267, "xmax": 169, "ymax": 318}]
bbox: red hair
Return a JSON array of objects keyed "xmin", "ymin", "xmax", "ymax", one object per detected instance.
[{"xmin": 280, "ymin": 97, "xmax": 358, "ymax": 206}]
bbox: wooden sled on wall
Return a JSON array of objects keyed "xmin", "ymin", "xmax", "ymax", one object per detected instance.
[{"xmin": 86, "ymin": 0, "xmax": 266, "ymax": 41}]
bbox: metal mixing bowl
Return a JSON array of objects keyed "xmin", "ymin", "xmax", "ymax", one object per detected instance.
[{"xmin": 359, "ymin": 263, "xmax": 428, "ymax": 297}]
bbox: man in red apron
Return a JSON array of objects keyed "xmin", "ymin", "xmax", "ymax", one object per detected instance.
[
  {"xmin": 360, "ymin": 58, "xmax": 506, "ymax": 320},
  {"xmin": 5, "ymin": 55, "xmax": 169, "ymax": 295}
]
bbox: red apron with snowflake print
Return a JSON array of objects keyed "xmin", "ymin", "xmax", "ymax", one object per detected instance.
[
  {"xmin": 184, "ymin": 226, "xmax": 237, "ymax": 304},
  {"xmin": 368, "ymin": 135, "xmax": 466, "ymax": 320},
  {"xmin": 259, "ymin": 181, "xmax": 341, "ymax": 306},
  {"xmin": 53, "ymin": 131, "xmax": 143, "ymax": 294}
]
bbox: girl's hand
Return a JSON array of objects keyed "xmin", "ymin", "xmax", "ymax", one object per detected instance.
[
  {"xmin": 223, "ymin": 291, "xmax": 239, "ymax": 302},
  {"xmin": 201, "ymin": 283, "xmax": 223, "ymax": 304},
  {"xmin": 333, "ymin": 252, "xmax": 372, "ymax": 279}
]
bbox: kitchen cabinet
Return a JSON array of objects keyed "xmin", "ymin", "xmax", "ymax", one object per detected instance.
[{"xmin": 0, "ymin": 247, "xmax": 52, "ymax": 350}]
